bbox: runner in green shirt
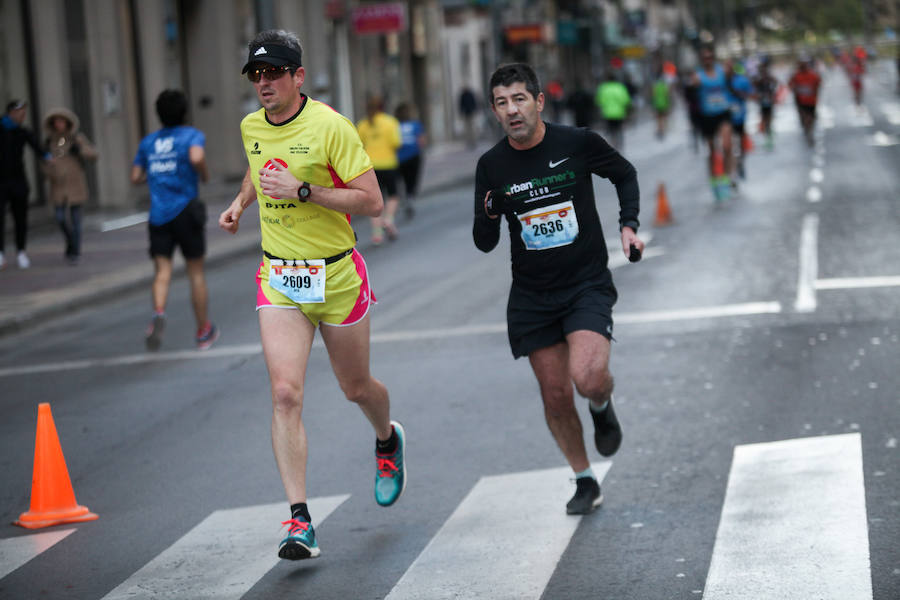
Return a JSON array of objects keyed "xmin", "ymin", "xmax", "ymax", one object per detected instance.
[
  {"xmin": 595, "ymin": 73, "xmax": 631, "ymax": 149},
  {"xmin": 651, "ymin": 74, "xmax": 672, "ymax": 139}
]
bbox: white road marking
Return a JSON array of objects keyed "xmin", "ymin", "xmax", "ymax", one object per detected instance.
[
  {"xmin": 101, "ymin": 495, "xmax": 348, "ymax": 600},
  {"xmin": 386, "ymin": 463, "xmax": 612, "ymax": 600},
  {"xmin": 816, "ymin": 275, "xmax": 900, "ymax": 290},
  {"xmin": 794, "ymin": 213, "xmax": 819, "ymax": 313},
  {"xmin": 703, "ymin": 434, "xmax": 872, "ymax": 599},
  {"xmin": 881, "ymin": 102, "xmax": 900, "ymax": 125},
  {"xmin": 806, "ymin": 186, "xmax": 822, "ymax": 203},
  {"xmin": 0, "ymin": 343, "xmax": 265, "ymax": 377},
  {"xmin": 866, "ymin": 131, "xmax": 899, "ymax": 147},
  {"xmin": 615, "ymin": 301, "xmax": 782, "ymax": 324},
  {"xmin": 0, "ymin": 529, "xmax": 75, "ymax": 580},
  {"xmin": 100, "ymin": 213, "xmax": 149, "ymax": 232},
  {"xmin": 818, "ymin": 105, "xmax": 835, "ymax": 129},
  {"xmin": 0, "ymin": 301, "xmax": 787, "ymax": 377},
  {"xmin": 809, "ymin": 168, "xmax": 824, "ymax": 183},
  {"xmin": 849, "ymin": 105, "xmax": 874, "ymax": 127}
]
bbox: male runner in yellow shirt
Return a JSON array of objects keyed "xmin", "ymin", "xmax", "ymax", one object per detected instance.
[{"xmin": 218, "ymin": 29, "xmax": 406, "ymax": 561}]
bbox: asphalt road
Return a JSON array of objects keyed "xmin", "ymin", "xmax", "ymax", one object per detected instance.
[{"xmin": 1, "ymin": 60, "xmax": 899, "ymax": 599}]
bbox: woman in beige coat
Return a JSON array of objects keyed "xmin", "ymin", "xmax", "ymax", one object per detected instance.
[{"xmin": 43, "ymin": 107, "xmax": 97, "ymax": 263}]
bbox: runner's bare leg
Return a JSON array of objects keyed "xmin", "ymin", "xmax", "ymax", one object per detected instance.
[{"xmin": 260, "ymin": 307, "xmax": 317, "ymax": 504}]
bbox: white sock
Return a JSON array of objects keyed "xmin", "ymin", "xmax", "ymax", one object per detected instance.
[
  {"xmin": 589, "ymin": 398, "xmax": 610, "ymax": 413},
  {"xmin": 574, "ymin": 467, "xmax": 596, "ymax": 480}
]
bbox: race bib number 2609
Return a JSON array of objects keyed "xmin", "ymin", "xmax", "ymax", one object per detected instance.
[
  {"xmin": 517, "ymin": 200, "xmax": 579, "ymax": 250},
  {"xmin": 269, "ymin": 260, "xmax": 326, "ymax": 303}
]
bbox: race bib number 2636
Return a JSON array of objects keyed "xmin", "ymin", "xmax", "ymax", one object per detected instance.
[{"xmin": 517, "ymin": 200, "xmax": 579, "ymax": 250}]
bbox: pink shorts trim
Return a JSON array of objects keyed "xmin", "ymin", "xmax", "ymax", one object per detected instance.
[
  {"xmin": 330, "ymin": 248, "xmax": 376, "ymax": 327},
  {"xmin": 254, "ymin": 248, "xmax": 375, "ymax": 327}
]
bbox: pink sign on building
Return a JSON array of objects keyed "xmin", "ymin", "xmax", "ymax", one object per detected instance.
[{"xmin": 352, "ymin": 3, "xmax": 407, "ymax": 34}]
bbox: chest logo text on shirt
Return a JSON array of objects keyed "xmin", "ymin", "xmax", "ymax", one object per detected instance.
[{"xmin": 505, "ymin": 170, "xmax": 576, "ymax": 197}]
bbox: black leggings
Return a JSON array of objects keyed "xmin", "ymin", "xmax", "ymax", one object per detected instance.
[
  {"xmin": 398, "ymin": 155, "xmax": 422, "ymax": 198},
  {"xmin": 0, "ymin": 179, "xmax": 29, "ymax": 252}
]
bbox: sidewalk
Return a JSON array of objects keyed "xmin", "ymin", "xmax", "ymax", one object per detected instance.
[{"xmin": 0, "ymin": 139, "xmax": 491, "ymax": 336}]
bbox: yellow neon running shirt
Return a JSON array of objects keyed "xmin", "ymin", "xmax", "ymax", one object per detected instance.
[
  {"xmin": 356, "ymin": 112, "xmax": 401, "ymax": 170},
  {"xmin": 241, "ymin": 97, "xmax": 373, "ymax": 259}
]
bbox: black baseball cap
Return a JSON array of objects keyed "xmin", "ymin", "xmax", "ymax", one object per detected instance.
[
  {"xmin": 6, "ymin": 99, "xmax": 26, "ymax": 112},
  {"xmin": 241, "ymin": 43, "xmax": 302, "ymax": 74}
]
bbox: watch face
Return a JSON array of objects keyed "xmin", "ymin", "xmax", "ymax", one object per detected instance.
[{"xmin": 299, "ymin": 183, "xmax": 310, "ymax": 198}]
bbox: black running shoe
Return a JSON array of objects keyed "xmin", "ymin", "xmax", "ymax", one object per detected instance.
[
  {"xmin": 566, "ymin": 477, "xmax": 603, "ymax": 515},
  {"xmin": 145, "ymin": 314, "xmax": 166, "ymax": 351},
  {"xmin": 591, "ymin": 399, "xmax": 622, "ymax": 457}
]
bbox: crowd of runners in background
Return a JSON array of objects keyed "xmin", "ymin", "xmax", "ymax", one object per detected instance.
[{"xmin": 539, "ymin": 43, "xmax": 876, "ymax": 203}]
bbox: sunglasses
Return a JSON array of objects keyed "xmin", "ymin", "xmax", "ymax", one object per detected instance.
[{"xmin": 246, "ymin": 65, "xmax": 294, "ymax": 83}]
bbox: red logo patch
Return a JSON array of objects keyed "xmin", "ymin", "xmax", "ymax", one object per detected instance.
[{"xmin": 262, "ymin": 158, "xmax": 288, "ymax": 199}]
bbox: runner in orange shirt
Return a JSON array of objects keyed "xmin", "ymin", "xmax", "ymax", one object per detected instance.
[
  {"xmin": 847, "ymin": 55, "xmax": 865, "ymax": 107},
  {"xmin": 788, "ymin": 58, "xmax": 822, "ymax": 146}
]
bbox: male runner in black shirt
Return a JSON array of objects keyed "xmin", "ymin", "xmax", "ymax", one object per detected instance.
[{"xmin": 473, "ymin": 63, "xmax": 643, "ymax": 514}]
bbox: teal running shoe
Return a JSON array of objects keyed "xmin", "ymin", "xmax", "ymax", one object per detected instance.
[
  {"xmin": 375, "ymin": 421, "xmax": 407, "ymax": 507},
  {"xmin": 278, "ymin": 517, "xmax": 320, "ymax": 560},
  {"xmin": 712, "ymin": 177, "xmax": 731, "ymax": 203}
]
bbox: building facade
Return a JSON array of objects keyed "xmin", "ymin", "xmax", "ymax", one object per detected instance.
[
  {"xmin": 1, "ymin": 0, "xmax": 702, "ymax": 211},
  {"xmin": 0, "ymin": 0, "xmax": 458, "ymax": 210}
]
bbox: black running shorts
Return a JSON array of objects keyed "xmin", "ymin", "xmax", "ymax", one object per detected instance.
[
  {"xmin": 148, "ymin": 198, "xmax": 207, "ymax": 259},
  {"xmin": 797, "ymin": 104, "xmax": 816, "ymax": 120},
  {"xmin": 507, "ymin": 278, "xmax": 618, "ymax": 359},
  {"xmin": 699, "ymin": 111, "xmax": 730, "ymax": 140},
  {"xmin": 375, "ymin": 168, "xmax": 399, "ymax": 197}
]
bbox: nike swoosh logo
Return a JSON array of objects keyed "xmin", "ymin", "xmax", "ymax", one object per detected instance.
[{"xmin": 549, "ymin": 158, "xmax": 569, "ymax": 168}]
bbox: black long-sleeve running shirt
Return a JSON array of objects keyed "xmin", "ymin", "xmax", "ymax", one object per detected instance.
[{"xmin": 473, "ymin": 122, "xmax": 639, "ymax": 290}]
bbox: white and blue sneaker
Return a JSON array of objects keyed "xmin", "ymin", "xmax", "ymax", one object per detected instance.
[
  {"xmin": 278, "ymin": 517, "xmax": 320, "ymax": 560},
  {"xmin": 375, "ymin": 421, "xmax": 406, "ymax": 507}
]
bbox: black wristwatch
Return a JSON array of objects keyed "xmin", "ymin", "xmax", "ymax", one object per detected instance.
[{"xmin": 298, "ymin": 181, "xmax": 311, "ymax": 202}]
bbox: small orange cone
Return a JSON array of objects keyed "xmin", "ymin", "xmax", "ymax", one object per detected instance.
[
  {"xmin": 654, "ymin": 182, "xmax": 673, "ymax": 226},
  {"xmin": 14, "ymin": 403, "xmax": 98, "ymax": 529}
]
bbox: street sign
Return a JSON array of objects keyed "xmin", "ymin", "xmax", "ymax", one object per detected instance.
[{"xmin": 352, "ymin": 3, "xmax": 407, "ymax": 34}]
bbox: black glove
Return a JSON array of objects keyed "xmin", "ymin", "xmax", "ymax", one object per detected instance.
[
  {"xmin": 485, "ymin": 188, "xmax": 507, "ymax": 218},
  {"xmin": 70, "ymin": 143, "xmax": 81, "ymax": 157}
]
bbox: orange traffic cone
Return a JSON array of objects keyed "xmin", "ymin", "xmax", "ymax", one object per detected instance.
[
  {"xmin": 654, "ymin": 182, "xmax": 673, "ymax": 226},
  {"xmin": 14, "ymin": 403, "xmax": 98, "ymax": 529}
]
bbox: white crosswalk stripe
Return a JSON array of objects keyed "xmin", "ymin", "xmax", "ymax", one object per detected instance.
[
  {"xmin": 703, "ymin": 434, "xmax": 872, "ymax": 599},
  {"xmin": 385, "ymin": 462, "xmax": 612, "ymax": 600},
  {"xmin": 0, "ymin": 528, "xmax": 75, "ymax": 580},
  {"xmin": 99, "ymin": 495, "xmax": 348, "ymax": 600},
  {"xmin": 0, "ymin": 440, "xmax": 877, "ymax": 598}
]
